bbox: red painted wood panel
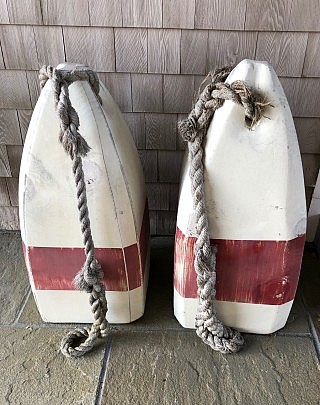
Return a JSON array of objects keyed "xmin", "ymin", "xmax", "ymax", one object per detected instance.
[
  {"xmin": 123, "ymin": 202, "xmax": 150, "ymax": 289},
  {"xmin": 174, "ymin": 227, "xmax": 305, "ymax": 305},
  {"xmin": 23, "ymin": 201, "xmax": 150, "ymax": 292}
]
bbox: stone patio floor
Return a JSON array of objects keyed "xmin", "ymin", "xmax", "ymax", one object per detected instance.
[{"xmin": 1, "ymin": 231, "xmax": 320, "ymax": 404}]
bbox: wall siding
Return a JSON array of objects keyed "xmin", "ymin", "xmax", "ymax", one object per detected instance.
[{"xmin": 0, "ymin": 2, "xmax": 319, "ymax": 235}]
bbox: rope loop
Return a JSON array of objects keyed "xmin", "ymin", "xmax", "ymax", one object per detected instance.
[
  {"xmin": 39, "ymin": 64, "xmax": 108, "ymax": 358},
  {"xmin": 39, "ymin": 64, "xmax": 102, "ymax": 101},
  {"xmin": 179, "ymin": 67, "xmax": 270, "ymax": 146},
  {"xmin": 180, "ymin": 66, "xmax": 271, "ymax": 354}
]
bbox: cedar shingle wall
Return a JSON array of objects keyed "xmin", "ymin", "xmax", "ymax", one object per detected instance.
[{"xmin": 0, "ymin": 0, "xmax": 319, "ymax": 233}]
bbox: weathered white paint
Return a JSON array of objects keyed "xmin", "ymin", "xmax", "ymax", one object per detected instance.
[
  {"xmin": 19, "ymin": 64, "xmax": 149, "ymax": 323},
  {"xmin": 177, "ymin": 60, "xmax": 306, "ymax": 242},
  {"xmin": 20, "ymin": 77, "xmax": 146, "ymax": 248},
  {"xmin": 174, "ymin": 60, "xmax": 306, "ymax": 334},
  {"xmin": 35, "ymin": 262, "xmax": 149, "ymax": 323},
  {"xmin": 174, "ymin": 290, "xmax": 293, "ymax": 334}
]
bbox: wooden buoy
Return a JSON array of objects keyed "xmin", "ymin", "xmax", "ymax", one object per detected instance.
[
  {"xmin": 19, "ymin": 64, "xmax": 150, "ymax": 323},
  {"xmin": 174, "ymin": 60, "xmax": 306, "ymax": 334}
]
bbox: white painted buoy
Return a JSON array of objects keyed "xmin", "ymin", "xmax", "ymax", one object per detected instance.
[
  {"xmin": 174, "ymin": 60, "xmax": 306, "ymax": 334},
  {"xmin": 19, "ymin": 64, "xmax": 150, "ymax": 323}
]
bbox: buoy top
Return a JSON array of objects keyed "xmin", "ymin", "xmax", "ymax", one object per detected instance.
[
  {"xmin": 177, "ymin": 59, "xmax": 306, "ymax": 241},
  {"xmin": 56, "ymin": 62, "xmax": 89, "ymax": 72}
]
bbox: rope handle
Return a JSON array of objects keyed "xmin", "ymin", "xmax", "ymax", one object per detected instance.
[
  {"xmin": 39, "ymin": 64, "xmax": 108, "ymax": 358},
  {"xmin": 179, "ymin": 66, "xmax": 271, "ymax": 354}
]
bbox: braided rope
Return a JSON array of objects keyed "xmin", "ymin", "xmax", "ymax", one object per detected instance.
[
  {"xmin": 179, "ymin": 67, "xmax": 270, "ymax": 354},
  {"xmin": 39, "ymin": 65, "xmax": 108, "ymax": 358}
]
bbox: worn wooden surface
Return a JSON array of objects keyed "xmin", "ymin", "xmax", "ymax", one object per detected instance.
[
  {"xmin": 0, "ymin": 1, "xmax": 319, "ymax": 234},
  {"xmin": 146, "ymin": 183, "xmax": 170, "ymax": 211},
  {"xmin": 0, "ymin": 110, "xmax": 21, "ymax": 145},
  {"xmin": 33, "ymin": 26, "xmax": 65, "ymax": 68},
  {"xmin": 7, "ymin": 0, "xmax": 42, "ymax": 24},
  {"xmin": 0, "ymin": 178, "xmax": 10, "ymax": 205},
  {"xmin": 123, "ymin": 112, "xmax": 145, "ymax": 148},
  {"xmin": 99, "ymin": 73, "xmax": 132, "ymax": 112},
  {"xmin": 0, "ymin": 146, "xmax": 11, "ymax": 177},
  {"xmin": 26, "ymin": 71, "xmax": 41, "ymax": 108},
  {"xmin": 207, "ymin": 31, "xmax": 258, "ymax": 70},
  {"xmin": 303, "ymin": 33, "xmax": 320, "ymax": 77},
  {"xmin": 0, "ymin": 0, "xmax": 9, "ymax": 24},
  {"xmin": 288, "ymin": 0, "xmax": 320, "ymax": 31},
  {"xmin": 181, "ymin": 30, "xmax": 208, "ymax": 75},
  {"xmin": 88, "ymin": 0, "xmax": 122, "ymax": 27},
  {"xmin": 41, "ymin": 0, "xmax": 90, "ymax": 26},
  {"xmin": 145, "ymin": 113, "xmax": 176, "ymax": 150},
  {"xmin": 256, "ymin": 32, "xmax": 308, "ymax": 77},
  {"xmin": 195, "ymin": 0, "xmax": 246, "ymax": 30},
  {"xmin": 0, "ymin": 71, "xmax": 31, "ymax": 109},
  {"xmin": 163, "ymin": 75, "xmax": 195, "ymax": 113},
  {"xmin": 148, "ymin": 29, "xmax": 181, "ymax": 74},
  {"xmin": 17, "ymin": 110, "xmax": 32, "ymax": 142},
  {"xmin": 158, "ymin": 151, "xmax": 184, "ymax": 183},
  {"xmin": 1, "ymin": 25, "xmax": 38, "ymax": 69},
  {"xmin": 6, "ymin": 177, "xmax": 18, "ymax": 206},
  {"xmin": 245, "ymin": 0, "xmax": 292, "ymax": 31},
  {"xmin": 163, "ymin": 0, "xmax": 195, "ymax": 29},
  {"xmin": 138, "ymin": 150, "xmax": 158, "ymax": 182},
  {"xmin": 6, "ymin": 146, "xmax": 22, "ymax": 177},
  {"xmin": 64, "ymin": 27, "xmax": 115, "ymax": 72},
  {"xmin": 122, "ymin": 0, "xmax": 162, "ymax": 28},
  {"xmin": 131, "ymin": 74, "xmax": 163, "ymax": 112},
  {"xmin": 115, "ymin": 28, "xmax": 147, "ymax": 73}
]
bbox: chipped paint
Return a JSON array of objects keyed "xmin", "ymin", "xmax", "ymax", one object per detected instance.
[
  {"xmin": 174, "ymin": 227, "xmax": 305, "ymax": 305},
  {"xmin": 23, "ymin": 201, "xmax": 149, "ymax": 292}
]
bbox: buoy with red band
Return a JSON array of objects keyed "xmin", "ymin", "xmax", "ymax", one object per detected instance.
[
  {"xmin": 19, "ymin": 64, "xmax": 150, "ymax": 324},
  {"xmin": 174, "ymin": 60, "xmax": 306, "ymax": 334}
]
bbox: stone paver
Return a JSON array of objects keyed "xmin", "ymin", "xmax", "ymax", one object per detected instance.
[
  {"xmin": 0, "ymin": 232, "xmax": 319, "ymax": 405},
  {"xmin": 0, "ymin": 327, "xmax": 104, "ymax": 405},
  {"xmin": 17, "ymin": 291, "xmax": 43, "ymax": 324},
  {"xmin": 101, "ymin": 332, "xmax": 320, "ymax": 405},
  {"xmin": 300, "ymin": 252, "xmax": 320, "ymax": 339},
  {"xmin": 114, "ymin": 237, "xmax": 180, "ymax": 331},
  {"xmin": 0, "ymin": 232, "xmax": 29, "ymax": 323}
]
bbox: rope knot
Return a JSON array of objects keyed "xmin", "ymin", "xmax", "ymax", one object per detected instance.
[
  {"xmin": 40, "ymin": 64, "xmax": 101, "ymax": 97},
  {"xmin": 74, "ymin": 259, "xmax": 104, "ymax": 293},
  {"xmin": 39, "ymin": 64, "xmax": 101, "ymax": 159},
  {"xmin": 230, "ymin": 81, "xmax": 271, "ymax": 129},
  {"xmin": 178, "ymin": 117, "xmax": 198, "ymax": 143},
  {"xmin": 180, "ymin": 67, "xmax": 271, "ymax": 148}
]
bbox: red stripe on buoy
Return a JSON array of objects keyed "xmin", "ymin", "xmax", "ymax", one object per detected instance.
[
  {"xmin": 23, "ymin": 201, "xmax": 150, "ymax": 292},
  {"xmin": 174, "ymin": 227, "xmax": 305, "ymax": 305}
]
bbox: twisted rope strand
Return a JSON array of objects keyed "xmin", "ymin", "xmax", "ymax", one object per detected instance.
[
  {"xmin": 179, "ymin": 66, "xmax": 271, "ymax": 354},
  {"xmin": 39, "ymin": 65, "xmax": 108, "ymax": 358}
]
